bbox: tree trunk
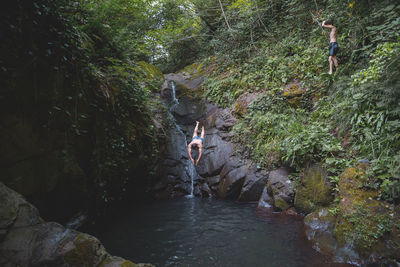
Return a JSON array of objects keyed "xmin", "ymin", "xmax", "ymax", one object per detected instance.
[{"xmin": 218, "ymin": 0, "xmax": 234, "ymax": 38}]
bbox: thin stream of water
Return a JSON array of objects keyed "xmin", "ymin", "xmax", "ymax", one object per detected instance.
[{"xmin": 169, "ymin": 81, "xmax": 195, "ymax": 197}]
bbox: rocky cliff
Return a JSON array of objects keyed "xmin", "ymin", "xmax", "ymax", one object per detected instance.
[
  {"xmin": 154, "ymin": 72, "xmax": 268, "ymax": 202},
  {"xmin": 154, "ymin": 70, "xmax": 400, "ymax": 267},
  {"xmin": 0, "ymin": 182, "xmax": 152, "ymax": 267}
]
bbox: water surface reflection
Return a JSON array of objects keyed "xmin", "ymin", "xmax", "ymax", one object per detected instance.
[{"xmin": 88, "ymin": 198, "xmax": 353, "ymax": 267}]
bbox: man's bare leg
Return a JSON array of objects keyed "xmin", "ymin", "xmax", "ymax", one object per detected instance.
[
  {"xmin": 332, "ymin": 56, "xmax": 338, "ymax": 70},
  {"xmin": 193, "ymin": 121, "xmax": 200, "ymax": 137},
  {"xmin": 200, "ymin": 126, "xmax": 205, "ymax": 139},
  {"xmin": 328, "ymin": 56, "xmax": 333, "ymax": 74}
]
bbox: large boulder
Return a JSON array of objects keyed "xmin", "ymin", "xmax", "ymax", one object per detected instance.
[
  {"xmin": 217, "ymin": 164, "xmax": 248, "ymax": 199},
  {"xmin": 238, "ymin": 167, "xmax": 268, "ymax": 202},
  {"xmin": 171, "ymin": 95, "xmax": 206, "ymax": 125},
  {"xmin": 294, "ymin": 165, "xmax": 333, "ymax": 214},
  {"xmin": 196, "ymin": 131, "xmax": 234, "ymax": 178},
  {"xmin": 0, "ymin": 182, "xmax": 153, "ymax": 267},
  {"xmin": 164, "ymin": 73, "xmax": 204, "ymax": 92},
  {"xmin": 266, "ymin": 167, "xmax": 295, "ymax": 211}
]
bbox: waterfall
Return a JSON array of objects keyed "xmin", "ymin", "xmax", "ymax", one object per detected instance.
[
  {"xmin": 169, "ymin": 81, "xmax": 196, "ymax": 197},
  {"xmin": 187, "ymin": 162, "xmax": 196, "ymax": 198},
  {"xmin": 170, "ymin": 81, "xmax": 179, "ymax": 111}
]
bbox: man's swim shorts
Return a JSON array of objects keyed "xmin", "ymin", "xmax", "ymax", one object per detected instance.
[{"xmin": 329, "ymin": 42, "xmax": 339, "ymax": 56}]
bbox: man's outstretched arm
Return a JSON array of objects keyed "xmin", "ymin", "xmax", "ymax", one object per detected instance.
[
  {"xmin": 196, "ymin": 147, "xmax": 203, "ymax": 166},
  {"xmin": 188, "ymin": 145, "xmax": 194, "ymax": 164},
  {"xmin": 322, "ymin": 21, "xmax": 334, "ymax": 28}
]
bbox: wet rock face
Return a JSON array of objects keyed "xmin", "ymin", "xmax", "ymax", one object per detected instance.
[
  {"xmin": 156, "ymin": 75, "xmax": 207, "ymax": 198},
  {"xmin": 265, "ymin": 167, "xmax": 295, "ymax": 211},
  {"xmin": 0, "ymin": 115, "xmax": 90, "ymax": 222},
  {"xmin": 157, "ymin": 73, "xmax": 267, "ymax": 201},
  {"xmin": 294, "ymin": 165, "xmax": 333, "ymax": 214},
  {"xmin": 0, "ymin": 182, "xmax": 152, "ymax": 267},
  {"xmin": 238, "ymin": 168, "xmax": 268, "ymax": 202},
  {"xmin": 258, "ymin": 186, "xmax": 272, "ymax": 208},
  {"xmin": 197, "ymin": 130, "xmax": 234, "ymax": 178},
  {"xmin": 199, "ymin": 107, "xmax": 267, "ymax": 200},
  {"xmin": 304, "ymin": 208, "xmax": 338, "ymax": 255}
]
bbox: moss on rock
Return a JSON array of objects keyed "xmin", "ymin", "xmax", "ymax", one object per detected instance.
[
  {"xmin": 282, "ymin": 81, "xmax": 305, "ymax": 107},
  {"xmin": 294, "ymin": 165, "xmax": 333, "ymax": 214},
  {"xmin": 333, "ymin": 167, "xmax": 399, "ymax": 260},
  {"xmin": 233, "ymin": 99, "xmax": 248, "ymax": 117},
  {"xmin": 275, "ymin": 197, "xmax": 292, "ymax": 211},
  {"xmin": 64, "ymin": 233, "xmax": 110, "ymax": 266}
]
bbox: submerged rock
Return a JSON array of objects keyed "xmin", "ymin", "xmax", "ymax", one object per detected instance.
[{"xmin": 0, "ymin": 182, "xmax": 153, "ymax": 267}]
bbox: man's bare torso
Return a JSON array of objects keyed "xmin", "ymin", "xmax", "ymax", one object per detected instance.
[{"xmin": 330, "ymin": 27, "xmax": 337, "ymax": 43}]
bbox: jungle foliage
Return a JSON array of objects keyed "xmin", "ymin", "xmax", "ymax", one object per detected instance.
[
  {"xmin": 1, "ymin": 0, "xmax": 399, "ymax": 209},
  {"xmin": 191, "ymin": 0, "xmax": 400, "ymax": 202},
  {"xmin": 0, "ymin": 0, "xmax": 169, "ymax": 208}
]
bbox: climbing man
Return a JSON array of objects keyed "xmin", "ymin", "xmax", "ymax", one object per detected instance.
[
  {"xmin": 322, "ymin": 20, "xmax": 339, "ymax": 74},
  {"xmin": 187, "ymin": 121, "xmax": 205, "ymax": 166}
]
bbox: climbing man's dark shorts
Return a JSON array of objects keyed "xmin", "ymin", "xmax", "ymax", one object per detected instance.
[{"xmin": 329, "ymin": 42, "xmax": 339, "ymax": 56}]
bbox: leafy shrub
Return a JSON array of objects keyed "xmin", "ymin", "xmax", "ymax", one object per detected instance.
[
  {"xmin": 332, "ymin": 42, "xmax": 400, "ymax": 200},
  {"xmin": 281, "ymin": 122, "xmax": 342, "ymax": 169},
  {"xmin": 233, "ymin": 93, "xmax": 341, "ymax": 170}
]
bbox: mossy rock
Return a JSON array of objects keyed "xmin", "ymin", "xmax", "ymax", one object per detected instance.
[
  {"xmin": 333, "ymin": 167, "xmax": 399, "ymax": 259},
  {"xmin": 294, "ymin": 165, "xmax": 333, "ymax": 214},
  {"xmin": 233, "ymin": 99, "xmax": 248, "ymax": 117},
  {"xmin": 286, "ymin": 96, "xmax": 302, "ymax": 106},
  {"xmin": 175, "ymin": 82, "xmax": 191, "ymax": 96},
  {"xmin": 282, "ymin": 81, "xmax": 305, "ymax": 107},
  {"xmin": 65, "ymin": 233, "xmax": 110, "ymax": 266},
  {"xmin": 233, "ymin": 93, "xmax": 259, "ymax": 117},
  {"xmin": 274, "ymin": 196, "xmax": 292, "ymax": 211}
]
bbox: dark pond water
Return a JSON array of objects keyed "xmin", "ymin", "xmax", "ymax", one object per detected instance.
[{"xmin": 87, "ymin": 197, "xmax": 352, "ymax": 267}]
